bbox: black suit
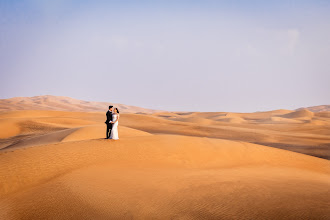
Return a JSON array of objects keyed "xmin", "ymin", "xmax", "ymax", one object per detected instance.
[{"xmin": 105, "ymin": 110, "xmax": 113, "ymax": 139}]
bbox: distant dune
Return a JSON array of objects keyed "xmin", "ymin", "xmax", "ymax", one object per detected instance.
[
  {"xmin": 0, "ymin": 95, "xmax": 160, "ymax": 113},
  {"xmin": 282, "ymin": 109, "xmax": 314, "ymax": 118},
  {"xmin": 297, "ymin": 105, "xmax": 330, "ymax": 112}
]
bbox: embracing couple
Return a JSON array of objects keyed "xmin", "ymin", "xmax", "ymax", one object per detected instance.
[{"xmin": 105, "ymin": 105, "xmax": 120, "ymax": 140}]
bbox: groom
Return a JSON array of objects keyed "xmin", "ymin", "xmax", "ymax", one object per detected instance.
[{"xmin": 105, "ymin": 105, "xmax": 113, "ymax": 139}]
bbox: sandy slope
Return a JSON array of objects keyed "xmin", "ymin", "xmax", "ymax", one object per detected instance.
[
  {"xmin": 0, "ymin": 109, "xmax": 330, "ymax": 219},
  {"xmin": 1, "ymin": 135, "xmax": 330, "ymax": 219}
]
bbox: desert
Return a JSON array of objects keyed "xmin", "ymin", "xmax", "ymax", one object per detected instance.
[
  {"xmin": 0, "ymin": 96, "xmax": 329, "ymax": 219},
  {"xmin": 2, "ymin": 1, "xmax": 330, "ymax": 218}
]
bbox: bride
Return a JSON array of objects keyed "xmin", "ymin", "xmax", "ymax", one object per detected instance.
[{"xmin": 110, "ymin": 108, "xmax": 120, "ymax": 140}]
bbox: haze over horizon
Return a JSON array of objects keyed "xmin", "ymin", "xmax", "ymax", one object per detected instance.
[{"xmin": 1, "ymin": 0, "xmax": 329, "ymax": 112}]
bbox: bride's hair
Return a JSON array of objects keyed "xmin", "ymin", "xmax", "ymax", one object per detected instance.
[{"xmin": 115, "ymin": 108, "xmax": 119, "ymax": 114}]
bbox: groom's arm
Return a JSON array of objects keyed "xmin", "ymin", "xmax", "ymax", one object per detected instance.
[{"xmin": 106, "ymin": 111, "xmax": 112, "ymax": 123}]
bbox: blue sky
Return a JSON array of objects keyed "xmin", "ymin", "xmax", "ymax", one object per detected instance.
[{"xmin": 1, "ymin": 0, "xmax": 329, "ymax": 112}]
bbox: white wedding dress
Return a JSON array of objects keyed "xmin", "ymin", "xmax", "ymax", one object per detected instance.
[{"xmin": 110, "ymin": 114, "xmax": 119, "ymax": 140}]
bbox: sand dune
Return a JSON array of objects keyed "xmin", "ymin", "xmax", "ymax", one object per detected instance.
[
  {"xmin": 0, "ymin": 119, "xmax": 21, "ymax": 139},
  {"xmin": 62, "ymin": 125, "xmax": 151, "ymax": 142},
  {"xmin": 297, "ymin": 105, "xmax": 330, "ymax": 112},
  {"xmin": 264, "ymin": 116, "xmax": 301, "ymax": 124},
  {"xmin": 213, "ymin": 115, "xmax": 246, "ymax": 123},
  {"xmin": 0, "ymin": 95, "xmax": 160, "ymax": 113},
  {"xmin": 282, "ymin": 109, "xmax": 314, "ymax": 118},
  {"xmin": 170, "ymin": 116, "xmax": 214, "ymax": 125},
  {"xmin": 121, "ymin": 113, "xmax": 330, "ymax": 159},
  {"xmin": 1, "ymin": 108, "xmax": 330, "ymax": 219},
  {"xmin": 1, "ymin": 109, "xmax": 330, "ymax": 158},
  {"xmin": 2, "ymin": 128, "xmax": 78, "ymax": 150},
  {"xmin": 1, "ymin": 135, "xmax": 329, "ymax": 219},
  {"xmin": 315, "ymin": 111, "xmax": 330, "ymax": 118}
]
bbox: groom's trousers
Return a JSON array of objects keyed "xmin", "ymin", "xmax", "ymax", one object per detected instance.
[{"xmin": 106, "ymin": 123, "xmax": 113, "ymax": 139}]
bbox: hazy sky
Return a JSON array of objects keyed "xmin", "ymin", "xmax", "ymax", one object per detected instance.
[{"xmin": 1, "ymin": 0, "xmax": 329, "ymax": 112}]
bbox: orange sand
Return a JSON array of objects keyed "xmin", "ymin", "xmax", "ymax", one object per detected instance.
[{"xmin": 0, "ymin": 107, "xmax": 330, "ymax": 219}]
